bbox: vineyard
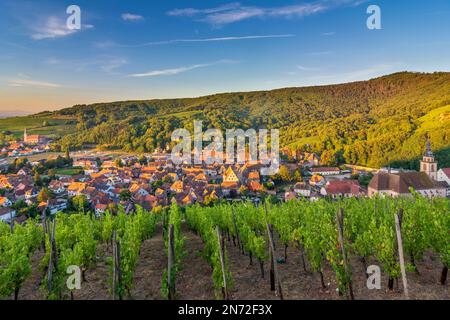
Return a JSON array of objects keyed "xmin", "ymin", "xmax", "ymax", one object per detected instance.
[{"xmin": 0, "ymin": 194, "xmax": 448, "ymax": 300}]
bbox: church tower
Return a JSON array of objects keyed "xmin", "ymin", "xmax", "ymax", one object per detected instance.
[
  {"xmin": 24, "ymin": 128, "xmax": 28, "ymax": 143},
  {"xmin": 420, "ymin": 138, "xmax": 438, "ymax": 180}
]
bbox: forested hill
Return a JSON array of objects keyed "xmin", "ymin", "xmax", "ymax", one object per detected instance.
[{"xmin": 4, "ymin": 72, "xmax": 450, "ymax": 168}]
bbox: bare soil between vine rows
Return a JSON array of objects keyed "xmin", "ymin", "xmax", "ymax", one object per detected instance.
[{"xmin": 8, "ymin": 222, "xmax": 450, "ymax": 300}]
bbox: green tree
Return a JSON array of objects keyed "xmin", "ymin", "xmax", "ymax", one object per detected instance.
[
  {"xmin": 138, "ymin": 155, "xmax": 147, "ymax": 165},
  {"xmin": 72, "ymin": 195, "xmax": 89, "ymax": 213},
  {"xmin": 114, "ymin": 158, "xmax": 123, "ymax": 168},
  {"xmin": 279, "ymin": 165, "xmax": 293, "ymax": 182},
  {"xmin": 119, "ymin": 189, "xmax": 132, "ymax": 202},
  {"xmin": 294, "ymin": 169, "xmax": 303, "ymax": 182},
  {"xmin": 34, "ymin": 172, "xmax": 42, "ymax": 187},
  {"xmin": 321, "ymin": 150, "xmax": 338, "ymax": 166},
  {"xmin": 37, "ymin": 187, "xmax": 53, "ymax": 203}
]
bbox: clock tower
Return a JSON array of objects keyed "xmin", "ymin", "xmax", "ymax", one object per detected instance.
[{"xmin": 420, "ymin": 139, "xmax": 438, "ymax": 181}]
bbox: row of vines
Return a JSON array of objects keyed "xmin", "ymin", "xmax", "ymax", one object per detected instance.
[{"xmin": 0, "ymin": 194, "xmax": 448, "ymax": 300}]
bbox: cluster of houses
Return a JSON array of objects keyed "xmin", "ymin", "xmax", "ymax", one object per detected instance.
[
  {"xmin": 0, "ymin": 129, "xmax": 51, "ymax": 160},
  {"xmin": 283, "ymin": 140, "xmax": 450, "ymax": 201},
  {"xmin": 0, "ymin": 152, "xmax": 274, "ymax": 221},
  {"xmin": 0, "ymin": 139, "xmax": 449, "ymax": 223}
]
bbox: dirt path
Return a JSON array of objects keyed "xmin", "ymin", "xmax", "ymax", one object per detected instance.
[
  {"xmin": 130, "ymin": 225, "xmax": 166, "ymax": 300},
  {"xmin": 74, "ymin": 243, "xmax": 111, "ymax": 300},
  {"xmin": 18, "ymin": 249, "xmax": 45, "ymax": 300},
  {"xmin": 175, "ymin": 224, "xmax": 215, "ymax": 300}
]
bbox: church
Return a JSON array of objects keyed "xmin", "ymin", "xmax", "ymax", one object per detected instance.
[
  {"xmin": 368, "ymin": 140, "xmax": 447, "ymax": 198},
  {"xmin": 23, "ymin": 128, "xmax": 47, "ymax": 145}
]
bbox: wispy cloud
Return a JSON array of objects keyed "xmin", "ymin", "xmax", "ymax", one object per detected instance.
[
  {"xmin": 285, "ymin": 65, "xmax": 320, "ymax": 76},
  {"xmin": 128, "ymin": 60, "xmax": 237, "ymax": 78},
  {"xmin": 168, "ymin": 3, "xmax": 242, "ymax": 17},
  {"xmin": 8, "ymin": 79, "xmax": 63, "ymax": 89},
  {"xmin": 297, "ymin": 65, "xmax": 320, "ymax": 71},
  {"xmin": 44, "ymin": 56, "xmax": 128, "ymax": 74},
  {"xmin": 96, "ymin": 34, "xmax": 295, "ymax": 48},
  {"xmin": 31, "ymin": 16, "xmax": 93, "ymax": 40},
  {"xmin": 121, "ymin": 13, "xmax": 145, "ymax": 22},
  {"xmin": 322, "ymin": 32, "xmax": 336, "ymax": 36},
  {"xmin": 100, "ymin": 58, "xmax": 128, "ymax": 73},
  {"xmin": 168, "ymin": 0, "xmax": 366, "ymax": 26}
]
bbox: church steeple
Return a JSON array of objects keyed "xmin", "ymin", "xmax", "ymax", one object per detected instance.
[
  {"xmin": 24, "ymin": 128, "xmax": 27, "ymax": 142},
  {"xmin": 425, "ymin": 138, "xmax": 434, "ymax": 157},
  {"xmin": 420, "ymin": 138, "xmax": 437, "ymax": 180}
]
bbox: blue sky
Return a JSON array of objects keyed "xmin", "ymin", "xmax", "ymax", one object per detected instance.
[{"xmin": 0, "ymin": 0, "xmax": 449, "ymax": 114}]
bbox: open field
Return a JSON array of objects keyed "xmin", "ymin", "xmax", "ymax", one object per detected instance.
[
  {"xmin": 0, "ymin": 115, "xmax": 76, "ymax": 139},
  {"xmin": 54, "ymin": 167, "xmax": 84, "ymax": 176},
  {"xmin": 6, "ymin": 152, "xmax": 64, "ymax": 164}
]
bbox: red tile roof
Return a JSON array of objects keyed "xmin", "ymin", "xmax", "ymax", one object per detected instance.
[
  {"xmin": 325, "ymin": 180, "xmax": 361, "ymax": 195},
  {"xmin": 311, "ymin": 167, "xmax": 340, "ymax": 173},
  {"xmin": 441, "ymin": 168, "xmax": 450, "ymax": 178}
]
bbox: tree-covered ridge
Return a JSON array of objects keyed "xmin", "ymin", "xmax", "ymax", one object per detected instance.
[{"xmin": 2, "ymin": 72, "xmax": 450, "ymax": 168}]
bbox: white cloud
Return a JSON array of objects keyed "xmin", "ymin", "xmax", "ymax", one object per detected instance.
[
  {"xmin": 128, "ymin": 60, "xmax": 237, "ymax": 78},
  {"xmin": 31, "ymin": 16, "xmax": 93, "ymax": 40},
  {"xmin": 297, "ymin": 65, "xmax": 320, "ymax": 71},
  {"xmin": 8, "ymin": 79, "xmax": 63, "ymax": 88},
  {"xmin": 121, "ymin": 13, "xmax": 145, "ymax": 22},
  {"xmin": 168, "ymin": 3, "xmax": 242, "ymax": 17},
  {"xmin": 44, "ymin": 56, "xmax": 128, "ymax": 74},
  {"xmin": 168, "ymin": 1, "xmax": 365, "ymax": 26},
  {"xmin": 322, "ymin": 32, "xmax": 336, "ymax": 36},
  {"xmin": 107, "ymin": 34, "xmax": 295, "ymax": 48},
  {"xmin": 100, "ymin": 58, "xmax": 128, "ymax": 73},
  {"xmin": 285, "ymin": 65, "xmax": 320, "ymax": 76}
]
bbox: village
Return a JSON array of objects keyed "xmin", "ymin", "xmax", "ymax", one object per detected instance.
[{"xmin": 0, "ymin": 130, "xmax": 449, "ymax": 224}]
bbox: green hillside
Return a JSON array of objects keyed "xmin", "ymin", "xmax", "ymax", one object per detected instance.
[
  {"xmin": 1, "ymin": 72, "xmax": 449, "ymax": 168},
  {"xmin": 0, "ymin": 115, "xmax": 76, "ymax": 139}
]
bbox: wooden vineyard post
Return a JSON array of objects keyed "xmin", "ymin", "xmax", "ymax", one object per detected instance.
[
  {"xmin": 441, "ymin": 266, "xmax": 448, "ymax": 285},
  {"xmin": 336, "ymin": 209, "xmax": 354, "ymax": 300},
  {"xmin": 47, "ymin": 219, "xmax": 57, "ymax": 294},
  {"xmin": 167, "ymin": 224, "xmax": 176, "ymax": 300},
  {"xmin": 112, "ymin": 231, "xmax": 122, "ymax": 300},
  {"xmin": 162, "ymin": 210, "xmax": 167, "ymax": 239},
  {"xmin": 216, "ymin": 226, "xmax": 229, "ymax": 300},
  {"xmin": 112, "ymin": 231, "xmax": 117, "ymax": 300},
  {"xmin": 41, "ymin": 214, "xmax": 47, "ymax": 252},
  {"xmin": 297, "ymin": 241, "xmax": 308, "ymax": 273},
  {"xmin": 263, "ymin": 203, "xmax": 283, "ymax": 298},
  {"xmin": 266, "ymin": 223, "xmax": 284, "ymax": 300},
  {"xmin": 231, "ymin": 208, "xmax": 241, "ymax": 251},
  {"xmin": 395, "ymin": 209, "xmax": 409, "ymax": 299},
  {"xmin": 9, "ymin": 209, "xmax": 14, "ymax": 233},
  {"xmin": 116, "ymin": 235, "xmax": 122, "ymax": 300}
]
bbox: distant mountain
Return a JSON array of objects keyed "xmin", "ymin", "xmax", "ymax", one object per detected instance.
[
  {"xmin": 0, "ymin": 111, "xmax": 31, "ymax": 119},
  {"xmin": 1, "ymin": 72, "xmax": 449, "ymax": 168}
]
